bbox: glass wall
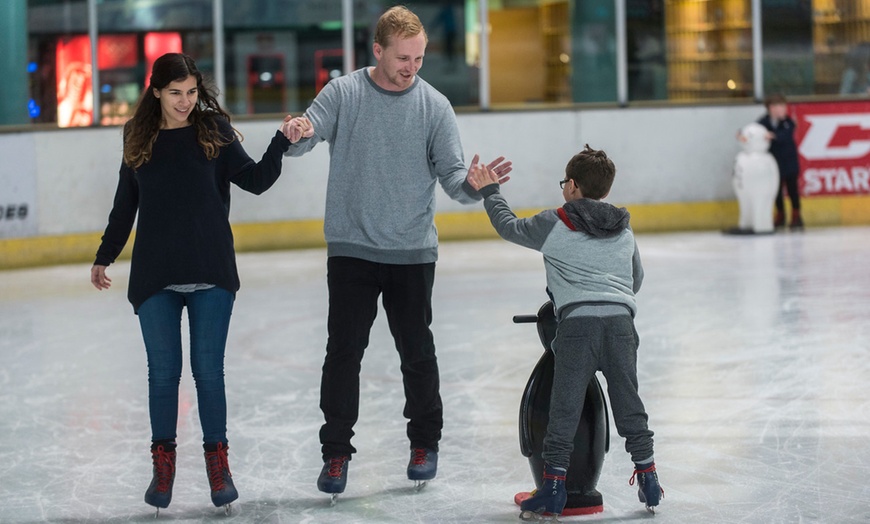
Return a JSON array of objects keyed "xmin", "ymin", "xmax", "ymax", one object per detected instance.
[{"xmin": 7, "ymin": 0, "xmax": 870, "ymax": 128}]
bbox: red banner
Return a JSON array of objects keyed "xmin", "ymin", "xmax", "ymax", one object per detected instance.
[
  {"xmin": 793, "ymin": 101, "xmax": 870, "ymax": 197},
  {"xmin": 56, "ymin": 36, "xmax": 93, "ymax": 128}
]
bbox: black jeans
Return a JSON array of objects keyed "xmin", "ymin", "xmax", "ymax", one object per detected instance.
[
  {"xmin": 320, "ymin": 256, "xmax": 442, "ymax": 459},
  {"xmin": 775, "ymin": 174, "xmax": 801, "ymax": 213}
]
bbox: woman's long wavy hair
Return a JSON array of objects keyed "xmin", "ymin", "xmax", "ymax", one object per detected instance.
[{"xmin": 123, "ymin": 53, "xmax": 234, "ymax": 169}]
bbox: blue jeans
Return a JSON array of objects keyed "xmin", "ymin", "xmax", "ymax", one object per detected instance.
[{"xmin": 137, "ymin": 287, "xmax": 234, "ymax": 445}]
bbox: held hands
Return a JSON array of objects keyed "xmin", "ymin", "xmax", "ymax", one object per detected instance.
[
  {"xmin": 466, "ymin": 154, "xmax": 512, "ymax": 191},
  {"xmin": 281, "ymin": 114, "xmax": 315, "ymax": 144},
  {"xmin": 90, "ymin": 265, "xmax": 111, "ymax": 290}
]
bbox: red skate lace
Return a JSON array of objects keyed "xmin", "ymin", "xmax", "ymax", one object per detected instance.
[
  {"xmin": 629, "ymin": 463, "xmax": 664, "ymax": 497},
  {"xmin": 543, "ymin": 470, "xmax": 566, "ymax": 481},
  {"xmin": 205, "ymin": 443, "xmax": 231, "ymax": 491},
  {"xmin": 327, "ymin": 456, "xmax": 348, "ymax": 478},
  {"xmin": 412, "ymin": 448, "xmax": 428, "ymax": 466},
  {"xmin": 152, "ymin": 446, "xmax": 175, "ymax": 493}
]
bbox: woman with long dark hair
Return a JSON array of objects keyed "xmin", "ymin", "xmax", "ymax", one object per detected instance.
[{"xmin": 90, "ymin": 53, "xmax": 309, "ymax": 515}]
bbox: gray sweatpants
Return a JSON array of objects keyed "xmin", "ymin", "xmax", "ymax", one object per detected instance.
[{"xmin": 542, "ymin": 306, "xmax": 654, "ymax": 469}]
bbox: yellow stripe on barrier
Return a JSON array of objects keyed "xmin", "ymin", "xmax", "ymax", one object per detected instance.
[{"xmin": 2, "ymin": 195, "xmax": 869, "ymax": 270}]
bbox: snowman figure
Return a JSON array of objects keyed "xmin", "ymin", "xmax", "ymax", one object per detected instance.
[{"xmin": 730, "ymin": 122, "xmax": 780, "ymax": 234}]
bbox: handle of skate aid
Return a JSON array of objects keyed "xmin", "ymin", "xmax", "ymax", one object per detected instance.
[{"xmin": 512, "ymin": 314, "xmax": 538, "ymax": 324}]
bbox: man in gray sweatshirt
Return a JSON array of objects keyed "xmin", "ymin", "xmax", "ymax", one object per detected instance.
[
  {"xmin": 281, "ymin": 6, "xmax": 512, "ymax": 497},
  {"xmin": 467, "ymin": 145, "xmax": 663, "ymax": 518}
]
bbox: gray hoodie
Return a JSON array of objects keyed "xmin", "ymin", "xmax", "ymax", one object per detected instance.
[{"xmin": 479, "ymin": 184, "xmax": 643, "ymax": 317}]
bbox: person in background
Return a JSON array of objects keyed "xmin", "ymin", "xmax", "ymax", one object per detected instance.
[
  {"xmin": 281, "ymin": 5, "xmax": 512, "ymax": 498},
  {"xmin": 758, "ymin": 93, "xmax": 803, "ymax": 229},
  {"xmin": 91, "ymin": 52, "xmax": 305, "ymax": 516}
]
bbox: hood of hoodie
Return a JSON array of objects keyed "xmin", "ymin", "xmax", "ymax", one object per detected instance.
[{"xmin": 559, "ymin": 198, "xmax": 630, "ymax": 238}]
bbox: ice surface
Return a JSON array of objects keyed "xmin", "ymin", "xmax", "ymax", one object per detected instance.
[{"xmin": 1, "ymin": 228, "xmax": 869, "ymax": 523}]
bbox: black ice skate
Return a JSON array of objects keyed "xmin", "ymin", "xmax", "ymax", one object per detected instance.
[
  {"xmin": 630, "ymin": 462, "xmax": 664, "ymax": 513},
  {"xmin": 519, "ymin": 463, "xmax": 567, "ymax": 521},
  {"xmin": 406, "ymin": 448, "xmax": 437, "ymax": 491},
  {"xmin": 144, "ymin": 443, "xmax": 176, "ymax": 517},
  {"xmin": 317, "ymin": 455, "xmax": 349, "ymax": 506},
  {"xmin": 204, "ymin": 442, "xmax": 238, "ymax": 515}
]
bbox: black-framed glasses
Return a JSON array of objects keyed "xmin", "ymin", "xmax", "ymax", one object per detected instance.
[{"xmin": 559, "ymin": 179, "xmax": 569, "ymax": 189}]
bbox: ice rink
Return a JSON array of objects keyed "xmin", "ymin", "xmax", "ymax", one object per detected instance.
[{"xmin": 1, "ymin": 227, "xmax": 869, "ymax": 523}]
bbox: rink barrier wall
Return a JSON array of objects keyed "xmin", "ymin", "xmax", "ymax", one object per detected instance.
[
  {"xmin": 3, "ymin": 103, "xmax": 870, "ymax": 270},
  {"xmin": 1, "ymin": 195, "xmax": 868, "ymax": 270}
]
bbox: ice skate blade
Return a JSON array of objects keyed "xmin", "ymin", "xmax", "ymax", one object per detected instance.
[
  {"xmin": 519, "ymin": 510, "xmax": 560, "ymax": 522},
  {"xmin": 223, "ymin": 502, "xmax": 232, "ymax": 516},
  {"xmin": 413, "ymin": 480, "xmax": 428, "ymax": 492},
  {"xmin": 153, "ymin": 507, "xmax": 159, "ymax": 519},
  {"xmin": 646, "ymin": 505, "xmax": 656, "ymax": 514},
  {"xmin": 329, "ymin": 493, "xmax": 338, "ymax": 507}
]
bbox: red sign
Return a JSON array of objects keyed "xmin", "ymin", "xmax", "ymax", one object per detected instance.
[
  {"xmin": 56, "ymin": 36, "xmax": 93, "ymax": 128},
  {"xmin": 794, "ymin": 101, "xmax": 870, "ymax": 197}
]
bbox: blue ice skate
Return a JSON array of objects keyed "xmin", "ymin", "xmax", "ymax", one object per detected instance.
[
  {"xmin": 407, "ymin": 448, "xmax": 437, "ymax": 490},
  {"xmin": 318, "ymin": 455, "xmax": 349, "ymax": 505},
  {"xmin": 144, "ymin": 444, "xmax": 176, "ymax": 517},
  {"xmin": 519, "ymin": 463, "xmax": 567, "ymax": 521},
  {"xmin": 630, "ymin": 462, "xmax": 664, "ymax": 513},
  {"xmin": 204, "ymin": 443, "xmax": 238, "ymax": 515}
]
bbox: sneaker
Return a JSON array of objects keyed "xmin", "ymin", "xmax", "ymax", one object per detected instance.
[
  {"xmin": 144, "ymin": 443, "xmax": 176, "ymax": 509},
  {"xmin": 204, "ymin": 442, "xmax": 238, "ymax": 508},
  {"xmin": 630, "ymin": 462, "xmax": 664, "ymax": 510},
  {"xmin": 317, "ymin": 456, "xmax": 349, "ymax": 494},
  {"xmin": 519, "ymin": 463, "xmax": 567, "ymax": 518},
  {"xmin": 407, "ymin": 448, "xmax": 438, "ymax": 481}
]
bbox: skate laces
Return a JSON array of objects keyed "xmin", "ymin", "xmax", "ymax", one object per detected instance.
[
  {"xmin": 205, "ymin": 443, "xmax": 231, "ymax": 491},
  {"xmin": 327, "ymin": 456, "xmax": 348, "ymax": 478},
  {"xmin": 543, "ymin": 470, "xmax": 566, "ymax": 481},
  {"xmin": 151, "ymin": 446, "xmax": 175, "ymax": 493},
  {"xmin": 629, "ymin": 463, "xmax": 664, "ymax": 497},
  {"xmin": 411, "ymin": 448, "xmax": 429, "ymax": 466}
]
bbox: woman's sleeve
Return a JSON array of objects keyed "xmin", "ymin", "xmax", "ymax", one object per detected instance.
[{"xmin": 94, "ymin": 164, "xmax": 138, "ymax": 266}]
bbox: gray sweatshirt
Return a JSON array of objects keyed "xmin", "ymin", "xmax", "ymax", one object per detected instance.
[
  {"xmin": 479, "ymin": 184, "xmax": 644, "ymax": 317},
  {"xmin": 284, "ymin": 68, "xmax": 479, "ymax": 264}
]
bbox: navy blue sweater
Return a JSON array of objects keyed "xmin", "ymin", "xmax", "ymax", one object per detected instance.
[
  {"xmin": 758, "ymin": 114, "xmax": 799, "ymax": 177},
  {"xmin": 95, "ymin": 117, "xmax": 290, "ymax": 311}
]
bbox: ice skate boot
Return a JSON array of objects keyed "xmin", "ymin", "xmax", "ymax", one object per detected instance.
[
  {"xmin": 204, "ymin": 442, "xmax": 238, "ymax": 515},
  {"xmin": 790, "ymin": 209, "xmax": 804, "ymax": 230},
  {"xmin": 774, "ymin": 209, "xmax": 785, "ymax": 228},
  {"xmin": 407, "ymin": 448, "xmax": 437, "ymax": 491},
  {"xmin": 317, "ymin": 455, "xmax": 349, "ymax": 505},
  {"xmin": 630, "ymin": 462, "xmax": 664, "ymax": 513},
  {"xmin": 144, "ymin": 442, "xmax": 176, "ymax": 517},
  {"xmin": 519, "ymin": 463, "xmax": 567, "ymax": 521}
]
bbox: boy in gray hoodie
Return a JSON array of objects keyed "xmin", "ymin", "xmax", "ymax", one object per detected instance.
[{"xmin": 467, "ymin": 145, "xmax": 663, "ymax": 518}]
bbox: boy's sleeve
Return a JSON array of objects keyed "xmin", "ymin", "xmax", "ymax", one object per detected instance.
[
  {"xmin": 631, "ymin": 239, "xmax": 644, "ymax": 293},
  {"xmin": 480, "ymin": 184, "xmax": 558, "ymax": 251}
]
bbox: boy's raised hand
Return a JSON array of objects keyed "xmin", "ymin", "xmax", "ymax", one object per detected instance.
[{"xmin": 466, "ymin": 162, "xmax": 501, "ymax": 191}]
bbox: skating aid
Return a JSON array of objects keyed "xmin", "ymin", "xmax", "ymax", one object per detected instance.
[{"xmin": 513, "ymin": 302, "xmax": 609, "ymax": 516}]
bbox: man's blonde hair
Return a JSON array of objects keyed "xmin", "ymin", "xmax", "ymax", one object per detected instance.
[{"xmin": 374, "ymin": 5, "xmax": 428, "ymax": 48}]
